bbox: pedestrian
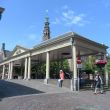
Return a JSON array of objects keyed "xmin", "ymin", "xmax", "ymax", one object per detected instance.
[
  {"xmin": 58, "ymin": 70, "xmax": 64, "ymax": 87},
  {"xmin": 94, "ymin": 73, "xmax": 103, "ymax": 94}
]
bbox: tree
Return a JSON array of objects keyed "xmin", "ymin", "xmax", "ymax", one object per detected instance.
[
  {"xmin": 107, "ymin": 58, "xmax": 110, "ymax": 75},
  {"xmin": 83, "ymin": 56, "xmax": 96, "ymax": 74}
]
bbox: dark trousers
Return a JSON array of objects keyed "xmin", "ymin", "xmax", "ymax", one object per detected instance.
[{"xmin": 58, "ymin": 80, "xmax": 63, "ymax": 87}]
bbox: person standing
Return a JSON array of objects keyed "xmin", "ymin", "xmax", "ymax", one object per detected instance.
[
  {"xmin": 94, "ymin": 73, "xmax": 103, "ymax": 94},
  {"xmin": 58, "ymin": 70, "xmax": 64, "ymax": 87}
]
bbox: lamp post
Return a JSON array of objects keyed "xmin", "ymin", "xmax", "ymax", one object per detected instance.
[{"xmin": 0, "ymin": 7, "xmax": 5, "ymax": 20}]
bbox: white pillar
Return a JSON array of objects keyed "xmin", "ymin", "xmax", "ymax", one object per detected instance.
[
  {"xmin": 10, "ymin": 62, "xmax": 13, "ymax": 79},
  {"xmin": 44, "ymin": 51, "xmax": 50, "ymax": 84},
  {"xmin": 46, "ymin": 51, "xmax": 50, "ymax": 79},
  {"xmin": 27, "ymin": 56, "xmax": 31, "ymax": 80},
  {"xmin": 71, "ymin": 45, "xmax": 77, "ymax": 91},
  {"xmin": 105, "ymin": 64, "xmax": 108, "ymax": 86},
  {"xmin": 2, "ymin": 65, "xmax": 5, "ymax": 79},
  {"xmin": 104, "ymin": 54, "xmax": 108, "ymax": 86},
  {"xmin": 24, "ymin": 57, "xmax": 28, "ymax": 79},
  {"xmin": 8, "ymin": 62, "xmax": 11, "ymax": 79}
]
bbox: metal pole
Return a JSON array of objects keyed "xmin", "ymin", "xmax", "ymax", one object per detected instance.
[{"xmin": 77, "ymin": 68, "xmax": 79, "ymax": 91}]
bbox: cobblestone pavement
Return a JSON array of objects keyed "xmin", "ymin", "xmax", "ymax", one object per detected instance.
[
  {"xmin": 1, "ymin": 91, "xmax": 110, "ymax": 110},
  {"xmin": 0, "ymin": 80, "xmax": 110, "ymax": 110}
]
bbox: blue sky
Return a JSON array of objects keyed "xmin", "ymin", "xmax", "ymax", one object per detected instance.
[{"xmin": 0, "ymin": 0, "xmax": 110, "ymax": 53}]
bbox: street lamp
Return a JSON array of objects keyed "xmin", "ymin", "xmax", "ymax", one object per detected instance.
[{"xmin": 0, "ymin": 7, "xmax": 5, "ymax": 20}]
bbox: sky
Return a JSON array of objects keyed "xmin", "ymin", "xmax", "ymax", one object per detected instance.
[{"xmin": 0, "ymin": 0, "xmax": 110, "ymax": 53}]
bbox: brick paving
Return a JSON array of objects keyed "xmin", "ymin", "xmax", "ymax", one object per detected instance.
[{"xmin": 0, "ymin": 80, "xmax": 110, "ymax": 110}]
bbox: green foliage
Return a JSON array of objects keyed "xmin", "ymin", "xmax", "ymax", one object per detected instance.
[
  {"xmin": 0, "ymin": 66, "xmax": 2, "ymax": 74},
  {"xmin": 49, "ymin": 59, "xmax": 69, "ymax": 78},
  {"xmin": 83, "ymin": 56, "xmax": 96, "ymax": 74},
  {"xmin": 107, "ymin": 59, "xmax": 110, "ymax": 74},
  {"xmin": 62, "ymin": 59, "xmax": 69, "ymax": 71},
  {"xmin": 31, "ymin": 62, "xmax": 46, "ymax": 78},
  {"xmin": 14, "ymin": 66, "xmax": 24, "ymax": 76},
  {"xmin": 31, "ymin": 59, "xmax": 69, "ymax": 79}
]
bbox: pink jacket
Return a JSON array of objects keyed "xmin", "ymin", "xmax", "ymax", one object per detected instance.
[{"xmin": 59, "ymin": 71, "xmax": 64, "ymax": 80}]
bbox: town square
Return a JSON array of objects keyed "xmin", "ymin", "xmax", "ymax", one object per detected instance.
[{"xmin": 0, "ymin": 0, "xmax": 110, "ymax": 110}]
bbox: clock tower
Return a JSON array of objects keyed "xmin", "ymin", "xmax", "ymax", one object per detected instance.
[{"xmin": 43, "ymin": 17, "xmax": 50, "ymax": 41}]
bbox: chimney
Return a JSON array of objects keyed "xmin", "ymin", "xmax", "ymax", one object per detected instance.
[
  {"xmin": 0, "ymin": 7, "xmax": 5, "ymax": 20},
  {"xmin": 1, "ymin": 43, "xmax": 6, "ymax": 59},
  {"xmin": 2, "ymin": 43, "xmax": 5, "ymax": 51}
]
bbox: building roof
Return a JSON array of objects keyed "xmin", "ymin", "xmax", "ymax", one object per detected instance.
[
  {"xmin": 10, "ymin": 45, "xmax": 29, "ymax": 56},
  {"xmin": 0, "ymin": 31, "xmax": 108, "ymax": 64},
  {"xmin": 0, "ymin": 50, "xmax": 11, "ymax": 62},
  {"xmin": 5, "ymin": 50, "xmax": 12, "ymax": 57},
  {"xmin": 34, "ymin": 31, "xmax": 108, "ymax": 50}
]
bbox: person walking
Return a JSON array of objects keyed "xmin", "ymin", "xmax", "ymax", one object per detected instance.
[
  {"xmin": 94, "ymin": 73, "xmax": 103, "ymax": 94},
  {"xmin": 58, "ymin": 70, "xmax": 64, "ymax": 87}
]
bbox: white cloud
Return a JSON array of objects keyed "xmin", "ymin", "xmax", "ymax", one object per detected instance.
[
  {"xmin": 28, "ymin": 25, "xmax": 36, "ymax": 29},
  {"xmin": 62, "ymin": 5, "xmax": 69, "ymax": 10},
  {"xmin": 52, "ymin": 18, "xmax": 60, "ymax": 24},
  {"xmin": 101, "ymin": 0, "xmax": 110, "ymax": 8},
  {"xmin": 52, "ymin": 6, "xmax": 89, "ymax": 27},
  {"xmin": 62, "ymin": 10, "xmax": 75, "ymax": 20},
  {"xmin": 62, "ymin": 10, "xmax": 86, "ymax": 26},
  {"xmin": 27, "ymin": 34, "xmax": 37, "ymax": 40}
]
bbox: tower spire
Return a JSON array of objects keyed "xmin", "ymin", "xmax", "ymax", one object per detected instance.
[{"xmin": 43, "ymin": 10, "xmax": 50, "ymax": 41}]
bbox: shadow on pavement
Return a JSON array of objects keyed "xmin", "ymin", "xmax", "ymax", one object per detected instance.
[{"xmin": 0, "ymin": 80, "xmax": 45, "ymax": 100}]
